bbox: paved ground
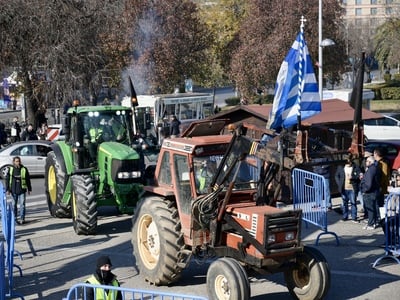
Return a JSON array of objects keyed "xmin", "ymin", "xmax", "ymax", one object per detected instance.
[{"xmin": 3, "ymin": 195, "xmax": 400, "ymax": 299}]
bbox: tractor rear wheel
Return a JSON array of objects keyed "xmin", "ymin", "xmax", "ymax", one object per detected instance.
[
  {"xmin": 284, "ymin": 246, "xmax": 330, "ymax": 300},
  {"xmin": 45, "ymin": 151, "xmax": 71, "ymax": 218},
  {"xmin": 131, "ymin": 196, "xmax": 186, "ymax": 285},
  {"xmin": 71, "ymin": 175, "xmax": 97, "ymax": 235},
  {"xmin": 206, "ymin": 257, "xmax": 250, "ymax": 300}
]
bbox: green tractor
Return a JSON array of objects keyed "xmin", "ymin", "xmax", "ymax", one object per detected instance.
[{"xmin": 44, "ymin": 100, "xmax": 144, "ymax": 235}]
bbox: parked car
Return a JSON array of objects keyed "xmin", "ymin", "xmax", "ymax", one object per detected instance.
[
  {"xmin": 0, "ymin": 140, "xmax": 53, "ymax": 179},
  {"xmin": 364, "ymin": 115, "xmax": 400, "ymax": 140},
  {"xmin": 365, "ymin": 139, "xmax": 400, "ymax": 169}
]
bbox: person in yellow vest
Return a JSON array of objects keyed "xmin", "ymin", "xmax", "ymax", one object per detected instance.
[
  {"xmin": 85, "ymin": 255, "xmax": 122, "ymax": 300},
  {"xmin": 5, "ymin": 156, "xmax": 32, "ymax": 225},
  {"xmin": 196, "ymin": 160, "xmax": 214, "ymax": 194}
]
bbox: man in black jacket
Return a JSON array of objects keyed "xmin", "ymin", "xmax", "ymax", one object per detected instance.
[
  {"xmin": 5, "ymin": 156, "xmax": 32, "ymax": 224},
  {"xmin": 361, "ymin": 156, "xmax": 382, "ymax": 230}
]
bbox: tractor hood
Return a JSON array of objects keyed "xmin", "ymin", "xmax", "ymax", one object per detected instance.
[
  {"xmin": 99, "ymin": 142, "xmax": 140, "ymax": 160},
  {"xmin": 181, "ymin": 119, "xmax": 230, "ymax": 138}
]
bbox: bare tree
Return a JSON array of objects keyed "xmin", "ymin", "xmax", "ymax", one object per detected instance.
[
  {"xmin": 229, "ymin": 0, "xmax": 346, "ymax": 101},
  {"xmin": 0, "ymin": 0, "xmax": 126, "ymax": 127}
]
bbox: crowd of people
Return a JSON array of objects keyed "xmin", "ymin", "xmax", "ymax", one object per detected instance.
[
  {"xmin": 0, "ymin": 116, "xmax": 49, "ymax": 148},
  {"xmin": 334, "ymin": 147, "xmax": 396, "ymax": 233}
]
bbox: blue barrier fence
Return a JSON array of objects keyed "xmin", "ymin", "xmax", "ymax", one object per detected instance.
[
  {"xmin": 64, "ymin": 283, "xmax": 208, "ymax": 300},
  {"xmin": 1, "ymin": 242, "xmax": 5, "ymax": 300},
  {"xmin": 373, "ymin": 190, "xmax": 400, "ymax": 268},
  {"xmin": 0, "ymin": 182, "xmax": 24, "ymax": 300},
  {"xmin": 292, "ymin": 168, "xmax": 339, "ymax": 246}
]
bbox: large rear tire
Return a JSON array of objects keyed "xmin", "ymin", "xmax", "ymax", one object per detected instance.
[
  {"xmin": 131, "ymin": 196, "xmax": 186, "ymax": 285},
  {"xmin": 71, "ymin": 175, "xmax": 97, "ymax": 235},
  {"xmin": 45, "ymin": 151, "xmax": 71, "ymax": 218},
  {"xmin": 206, "ymin": 257, "xmax": 250, "ymax": 300},
  {"xmin": 284, "ymin": 246, "xmax": 330, "ymax": 300}
]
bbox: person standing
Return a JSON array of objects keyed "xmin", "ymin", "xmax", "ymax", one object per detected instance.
[
  {"xmin": 169, "ymin": 115, "xmax": 181, "ymax": 138},
  {"xmin": 85, "ymin": 255, "xmax": 122, "ymax": 300},
  {"xmin": 10, "ymin": 116, "xmax": 21, "ymax": 143},
  {"xmin": 335, "ymin": 155, "xmax": 361, "ymax": 222},
  {"xmin": 37, "ymin": 122, "xmax": 48, "ymax": 140},
  {"xmin": 360, "ymin": 156, "xmax": 381, "ymax": 230},
  {"xmin": 374, "ymin": 148, "xmax": 390, "ymax": 216},
  {"xmin": 359, "ymin": 151, "xmax": 373, "ymax": 220},
  {"xmin": 20, "ymin": 124, "xmax": 38, "ymax": 141},
  {"xmin": 5, "ymin": 156, "xmax": 32, "ymax": 224}
]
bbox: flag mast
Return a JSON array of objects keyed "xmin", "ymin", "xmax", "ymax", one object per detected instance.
[{"xmin": 297, "ymin": 16, "xmax": 307, "ymax": 130}]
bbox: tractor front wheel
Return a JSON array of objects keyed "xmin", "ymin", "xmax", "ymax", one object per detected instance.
[
  {"xmin": 206, "ymin": 257, "xmax": 250, "ymax": 300},
  {"xmin": 131, "ymin": 196, "xmax": 186, "ymax": 285},
  {"xmin": 284, "ymin": 246, "xmax": 330, "ymax": 300},
  {"xmin": 71, "ymin": 175, "xmax": 97, "ymax": 235}
]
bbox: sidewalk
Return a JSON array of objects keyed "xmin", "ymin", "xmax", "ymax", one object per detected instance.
[{"xmin": 297, "ymin": 196, "xmax": 400, "ymax": 299}]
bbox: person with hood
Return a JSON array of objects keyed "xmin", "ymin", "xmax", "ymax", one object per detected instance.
[{"xmin": 85, "ymin": 255, "xmax": 122, "ymax": 300}]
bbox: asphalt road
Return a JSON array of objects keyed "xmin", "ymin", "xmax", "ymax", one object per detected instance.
[{"xmin": 3, "ymin": 178, "xmax": 399, "ymax": 299}]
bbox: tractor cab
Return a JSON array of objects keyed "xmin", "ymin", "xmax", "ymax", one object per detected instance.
[{"xmin": 64, "ymin": 104, "xmax": 135, "ymax": 169}]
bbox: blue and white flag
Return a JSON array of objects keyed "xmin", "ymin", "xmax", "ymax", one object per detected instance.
[{"xmin": 267, "ymin": 29, "xmax": 321, "ymax": 130}]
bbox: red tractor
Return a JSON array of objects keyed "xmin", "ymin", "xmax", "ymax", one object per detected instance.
[{"xmin": 131, "ymin": 119, "xmax": 332, "ymax": 300}]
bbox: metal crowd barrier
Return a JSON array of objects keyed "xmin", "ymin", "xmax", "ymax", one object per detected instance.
[
  {"xmin": 292, "ymin": 168, "xmax": 339, "ymax": 246},
  {"xmin": 373, "ymin": 190, "xmax": 400, "ymax": 268},
  {"xmin": 64, "ymin": 283, "xmax": 208, "ymax": 300},
  {"xmin": 0, "ymin": 182, "xmax": 24, "ymax": 300},
  {"xmin": 1, "ymin": 242, "xmax": 5, "ymax": 300}
]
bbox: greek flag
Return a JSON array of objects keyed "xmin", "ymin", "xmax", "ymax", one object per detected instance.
[{"xmin": 267, "ymin": 30, "xmax": 321, "ymax": 130}]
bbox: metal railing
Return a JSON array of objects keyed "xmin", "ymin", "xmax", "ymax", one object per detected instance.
[
  {"xmin": 0, "ymin": 182, "xmax": 24, "ymax": 299},
  {"xmin": 373, "ymin": 190, "xmax": 400, "ymax": 268},
  {"xmin": 63, "ymin": 283, "xmax": 208, "ymax": 300},
  {"xmin": 292, "ymin": 168, "xmax": 339, "ymax": 245}
]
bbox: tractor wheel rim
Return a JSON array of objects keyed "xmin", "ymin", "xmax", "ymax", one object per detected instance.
[
  {"xmin": 214, "ymin": 274, "xmax": 230, "ymax": 299},
  {"xmin": 47, "ymin": 165, "xmax": 57, "ymax": 204},
  {"xmin": 137, "ymin": 214, "xmax": 160, "ymax": 270}
]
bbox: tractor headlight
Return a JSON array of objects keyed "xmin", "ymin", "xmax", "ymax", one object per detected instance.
[
  {"xmin": 285, "ymin": 232, "xmax": 295, "ymax": 241},
  {"xmin": 117, "ymin": 171, "xmax": 141, "ymax": 179},
  {"xmin": 268, "ymin": 234, "xmax": 276, "ymax": 243}
]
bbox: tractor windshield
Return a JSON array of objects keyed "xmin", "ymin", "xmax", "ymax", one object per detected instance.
[
  {"xmin": 194, "ymin": 154, "xmax": 260, "ymax": 194},
  {"xmin": 81, "ymin": 110, "xmax": 133, "ymax": 145}
]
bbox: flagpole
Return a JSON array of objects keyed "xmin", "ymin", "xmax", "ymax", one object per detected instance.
[
  {"xmin": 297, "ymin": 16, "xmax": 306, "ymax": 130},
  {"xmin": 318, "ymin": 0, "xmax": 323, "ymax": 101}
]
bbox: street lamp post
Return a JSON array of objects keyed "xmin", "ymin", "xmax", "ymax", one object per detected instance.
[
  {"xmin": 318, "ymin": 0, "xmax": 335, "ymax": 100},
  {"xmin": 319, "ymin": 0, "xmax": 323, "ymax": 101}
]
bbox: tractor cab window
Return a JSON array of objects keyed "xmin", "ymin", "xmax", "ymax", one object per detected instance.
[
  {"xmin": 158, "ymin": 151, "xmax": 171, "ymax": 185},
  {"xmin": 174, "ymin": 154, "xmax": 191, "ymax": 214},
  {"xmin": 213, "ymin": 154, "xmax": 260, "ymax": 191},
  {"xmin": 194, "ymin": 156, "xmax": 222, "ymax": 194},
  {"xmin": 81, "ymin": 111, "xmax": 130, "ymax": 146}
]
